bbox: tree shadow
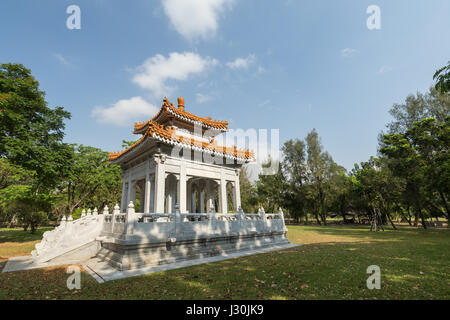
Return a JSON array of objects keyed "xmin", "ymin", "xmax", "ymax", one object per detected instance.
[{"xmin": 0, "ymin": 227, "xmax": 53, "ymax": 244}]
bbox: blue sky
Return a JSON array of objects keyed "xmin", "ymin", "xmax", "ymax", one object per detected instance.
[{"xmin": 1, "ymin": 0, "xmax": 449, "ymax": 170}]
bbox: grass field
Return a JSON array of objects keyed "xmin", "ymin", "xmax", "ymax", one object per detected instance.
[{"xmin": 0, "ymin": 225, "xmax": 449, "ymax": 300}]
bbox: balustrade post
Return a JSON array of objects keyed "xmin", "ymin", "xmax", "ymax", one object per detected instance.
[
  {"xmin": 81, "ymin": 209, "xmax": 86, "ymax": 217},
  {"xmin": 112, "ymin": 204, "xmax": 119, "ymax": 233},
  {"xmin": 60, "ymin": 215, "xmax": 67, "ymax": 227},
  {"xmin": 87, "ymin": 208, "xmax": 92, "ymax": 216},
  {"xmin": 125, "ymin": 201, "xmax": 136, "ymax": 236},
  {"xmin": 173, "ymin": 203, "xmax": 180, "ymax": 240},
  {"xmin": 279, "ymin": 207, "xmax": 287, "ymax": 231},
  {"xmin": 260, "ymin": 206, "xmax": 268, "ymax": 231},
  {"xmin": 93, "ymin": 207, "xmax": 98, "ymax": 216},
  {"xmin": 66, "ymin": 214, "xmax": 74, "ymax": 236}
]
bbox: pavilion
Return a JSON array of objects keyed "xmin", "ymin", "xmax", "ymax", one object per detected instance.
[{"xmin": 108, "ymin": 97, "xmax": 254, "ymax": 215}]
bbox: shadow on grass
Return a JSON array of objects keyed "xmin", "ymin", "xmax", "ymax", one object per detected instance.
[
  {"xmin": 289, "ymin": 224, "xmax": 449, "ymax": 243},
  {"xmin": 0, "ymin": 225, "xmax": 448, "ymax": 300},
  {"xmin": 0, "ymin": 227, "xmax": 53, "ymax": 244},
  {"xmin": 1, "ymin": 235, "xmax": 448, "ymax": 300}
]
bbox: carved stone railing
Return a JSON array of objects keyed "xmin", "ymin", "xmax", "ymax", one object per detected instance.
[
  {"xmin": 31, "ymin": 208, "xmax": 104, "ymax": 263},
  {"xmin": 100, "ymin": 203, "xmax": 286, "ymax": 242}
]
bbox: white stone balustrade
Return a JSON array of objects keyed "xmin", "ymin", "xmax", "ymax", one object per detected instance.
[
  {"xmin": 31, "ymin": 202, "xmax": 288, "ymax": 264},
  {"xmin": 31, "ymin": 208, "xmax": 104, "ymax": 263}
]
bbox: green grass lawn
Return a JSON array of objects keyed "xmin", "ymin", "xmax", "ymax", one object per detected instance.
[
  {"xmin": 0, "ymin": 227, "xmax": 53, "ymax": 263},
  {"xmin": 0, "ymin": 225, "xmax": 449, "ymax": 300}
]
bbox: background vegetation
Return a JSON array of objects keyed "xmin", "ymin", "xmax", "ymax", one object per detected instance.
[{"xmin": 0, "ymin": 61, "xmax": 449, "ymax": 232}]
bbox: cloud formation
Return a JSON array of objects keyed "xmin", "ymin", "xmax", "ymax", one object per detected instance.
[
  {"xmin": 341, "ymin": 48, "xmax": 357, "ymax": 58},
  {"xmin": 53, "ymin": 53, "xmax": 71, "ymax": 66},
  {"xmin": 196, "ymin": 93, "xmax": 212, "ymax": 103},
  {"xmin": 226, "ymin": 54, "xmax": 256, "ymax": 69},
  {"xmin": 132, "ymin": 52, "xmax": 218, "ymax": 98},
  {"xmin": 162, "ymin": 0, "xmax": 234, "ymax": 40},
  {"xmin": 92, "ymin": 96, "xmax": 158, "ymax": 127},
  {"xmin": 377, "ymin": 65, "xmax": 393, "ymax": 75}
]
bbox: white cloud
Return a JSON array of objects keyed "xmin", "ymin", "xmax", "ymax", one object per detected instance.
[
  {"xmin": 377, "ymin": 65, "xmax": 393, "ymax": 75},
  {"xmin": 132, "ymin": 52, "xmax": 218, "ymax": 98},
  {"xmin": 341, "ymin": 48, "xmax": 357, "ymax": 58},
  {"xmin": 92, "ymin": 96, "xmax": 158, "ymax": 127},
  {"xmin": 196, "ymin": 93, "xmax": 212, "ymax": 103},
  {"xmin": 162, "ymin": 0, "xmax": 234, "ymax": 40},
  {"xmin": 226, "ymin": 54, "xmax": 256, "ymax": 69},
  {"xmin": 53, "ymin": 53, "xmax": 70, "ymax": 66}
]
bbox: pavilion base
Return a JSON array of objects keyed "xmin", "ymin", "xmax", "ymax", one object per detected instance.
[
  {"xmin": 95, "ymin": 231, "xmax": 291, "ymax": 272},
  {"xmin": 84, "ymin": 241, "xmax": 299, "ymax": 282}
]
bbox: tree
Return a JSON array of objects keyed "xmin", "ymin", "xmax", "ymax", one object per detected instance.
[
  {"xmin": 351, "ymin": 157, "xmax": 403, "ymax": 229},
  {"xmin": 380, "ymin": 131, "xmax": 428, "ymax": 229},
  {"xmin": 0, "ymin": 63, "xmax": 72, "ymax": 191},
  {"xmin": 62, "ymin": 144, "xmax": 121, "ymax": 218},
  {"xmin": 406, "ymin": 117, "xmax": 450, "ymax": 221},
  {"xmin": 255, "ymin": 158, "xmax": 287, "ymax": 213},
  {"xmin": 239, "ymin": 166, "xmax": 258, "ymax": 213},
  {"xmin": 305, "ymin": 129, "xmax": 343, "ymax": 225},
  {"xmin": 386, "ymin": 88, "xmax": 449, "ymax": 135},
  {"xmin": 281, "ymin": 139, "xmax": 308, "ymax": 222},
  {"xmin": 434, "ymin": 61, "xmax": 450, "ymax": 94}
]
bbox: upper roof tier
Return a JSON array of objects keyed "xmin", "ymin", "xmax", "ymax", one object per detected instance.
[
  {"xmin": 133, "ymin": 97, "xmax": 228, "ymax": 135},
  {"xmin": 108, "ymin": 97, "xmax": 254, "ymax": 163}
]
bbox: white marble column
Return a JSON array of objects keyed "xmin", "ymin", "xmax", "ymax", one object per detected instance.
[
  {"xmin": 206, "ymin": 181, "xmax": 214, "ymax": 212},
  {"xmin": 186, "ymin": 180, "xmax": 192, "ymax": 213},
  {"xmin": 150, "ymin": 176, "xmax": 155, "ymax": 213},
  {"xmin": 200, "ymin": 190, "xmax": 205, "ymax": 213},
  {"xmin": 178, "ymin": 163, "xmax": 187, "ymax": 213},
  {"xmin": 234, "ymin": 169, "xmax": 241, "ymax": 211},
  {"xmin": 154, "ymin": 156, "xmax": 166, "ymax": 213},
  {"xmin": 144, "ymin": 174, "xmax": 151, "ymax": 213},
  {"xmin": 191, "ymin": 185, "xmax": 197, "ymax": 213},
  {"xmin": 219, "ymin": 173, "xmax": 227, "ymax": 213},
  {"xmin": 121, "ymin": 181, "xmax": 127, "ymax": 212},
  {"xmin": 127, "ymin": 178, "xmax": 136, "ymax": 208}
]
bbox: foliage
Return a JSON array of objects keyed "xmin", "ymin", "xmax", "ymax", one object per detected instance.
[
  {"xmin": 239, "ymin": 166, "xmax": 257, "ymax": 213},
  {"xmin": 0, "ymin": 63, "xmax": 72, "ymax": 191},
  {"xmin": 434, "ymin": 60, "xmax": 450, "ymax": 94}
]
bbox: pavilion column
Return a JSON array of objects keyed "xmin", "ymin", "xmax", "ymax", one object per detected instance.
[
  {"xmin": 234, "ymin": 170, "xmax": 241, "ymax": 212},
  {"xmin": 154, "ymin": 156, "xmax": 166, "ymax": 213},
  {"xmin": 127, "ymin": 178, "xmax": 135, "ymax": 207},
  {"xmin": 200, "ymin": 190, "xmax": 205, "ymax": 213},
  {"xmin": 186, "ymin": 180, "xmax": 192, "ymax": 213},
  {"xmin": 206, "ymin": 181, "xmax": 215, "ymax": 212},
  {"xmin": 144, "ymin": 173, "xmax": 151, "ymax": 213},
  {"xmin": 191, "ymin": 184, "xmax": 197, "ymax": 213},
  {"xmin": 121, "ymin": 180, "xmax": 127, "ymax": 212},
  {"xmin": 150, "ymin": 176, "xmax": 155, "ymax": 213},
  {"xmin": 166, "ymin": 181, "xmax": 173, "ymax": 213},
  {"xmin": 219, "ymin": 173, "xmax": 227, "ymax": 214},
  {"xmin": 177, "ymin": 162, "xmax": 187, "ymax": 213}
]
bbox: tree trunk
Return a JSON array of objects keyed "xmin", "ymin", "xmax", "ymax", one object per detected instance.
[
  {"xmin": 438, "ymin": 191, "xmax": 449, "ymax": 220},
  {"xmin": 314, "ymin": 212, "xmax": 321, "ymax": 225},
  {"xmin": 417, "ymin": 205, "xmax": 427, "ymax": 229},
  {"xmin": 386, "ymin": 212, "xmax": 397, "ymax": 230}
]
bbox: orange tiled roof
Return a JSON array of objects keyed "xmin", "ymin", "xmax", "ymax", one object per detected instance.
[
  {"xmin": 108, "ymin": 121, "xmax": 254, "ymax": 162},
  {"xmin": 133, "ymin": 97, "xmax": 228, "ymax": 134}
]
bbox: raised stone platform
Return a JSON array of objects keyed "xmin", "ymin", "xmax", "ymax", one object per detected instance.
[
  {"xmin": 4, "ymin": 204, "xmax": 296, "ymax": 282},
  {"xmin": 84, "ymin": 243, "xmax": 299, "ymax": 282}
]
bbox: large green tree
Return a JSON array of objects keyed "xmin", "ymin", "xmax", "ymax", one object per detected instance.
[
  {"xmin": 60, "ymin": 144, "xmax": 122, "ymax": 218},
  {"xmin": 0, "ymin": 63, "xmax": 72, "ymax": 191}
]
